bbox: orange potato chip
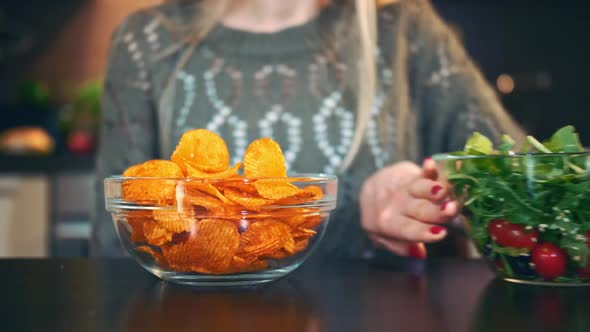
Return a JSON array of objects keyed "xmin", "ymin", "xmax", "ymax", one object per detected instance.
[
  {"xmin": 291, "ymin": 228, "xmax": 318, "ymax": 239},
  {"xmin": 239, "ymin": 220, "xmax": 294, "ymax": 258},
  {"xmin": 228, "ymin": 256, "xmax": 269, "ymax": 273},
  {"xmin": 171, "ymin": 129, "xmax": 230, "ymax": 174},
  {"xmin": 303, "ymin": 185, "xmax": 324, "ymax": 200},
  {"xmin": 127, "ymin": 217, "xmax": 150, "ymax": 243},
  {"xmin": 152, "ymin": 209, "xmax": 195, "ymax": 233},
  {"xmin": 122, "ymin": 163, "xmax": 144, "ymax": 177},
  {"xmin": 186, "ymin": 162, "xmax": 242, "ymax": 179},
  {"xmin": 135, "ymin": 245, "xmax": 165, "ymax": 264},
  {"xmin": 185, "ymin": 182, "xmax": 235, "ymax": 206},
  {"xmin": 273, "ymin": 191, "xmax": 315, "ymax": 206},
  {"xmin": 143, "ymin": 220, "xmax": 174, "ymax": 246},
  {"xmin": 217, "ymin": 181, "xmax": 258, "ymax": 195},
  {"xmin": 298, "ymin": 214, "xmax": 323, "ymax": 230},
  {"xmin": 122, "ymin": 160, "xmax": 182, "ymax": 202},
  {"xmin": 161, "ymin": 219, "xmax": 239, "ymax": 273},
  {"xmin": 294, "ymin": 238, "xmax": 310, "ymax": 254},
  {"xmin": 139, "ymin": 160, "xmax": 184, "ymax": 177},
  {"xmin": 243, "ymin": 138, "xmax": 287, "ymax": 178},
  {"xmin": 188, "ymin": 219, "xmax": 240, "ymax": 273},
  {"xmin": 254, "ymin": 180, "xmax": 302, "ymax": 200},
  {"xmin": 161, "ymin": 242, "xmax": 196, "ymax": 272},
  {"xmin": 187, "ymin": 193, "xmax": 226, "ymax": 214},
  {"xmin": 223, "ymin": 188, "xmax": 273, "ymax": 211}
]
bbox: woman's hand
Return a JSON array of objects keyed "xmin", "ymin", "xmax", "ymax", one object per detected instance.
[{"xmin": 360, "ymin": 158, "xmax": 459, "ymax": 259}]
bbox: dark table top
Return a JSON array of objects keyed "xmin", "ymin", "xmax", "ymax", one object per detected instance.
[{"xmin": 1, "ymin": 258, "xmax": 588, "ymax": 332}]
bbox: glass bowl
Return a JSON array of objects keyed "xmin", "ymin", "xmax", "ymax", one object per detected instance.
[
  {"xmin": 434, "ymin": 152, "xmax": 590, "ymax": 286},
  {"xmin": 104, "ymin": 174, "xmax": 338, "ymax": 287}
]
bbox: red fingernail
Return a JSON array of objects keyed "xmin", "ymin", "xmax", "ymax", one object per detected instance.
[
  {"xmin": 440, "ymin": 199, "xmax": 450, "ymax": 211},
  {"xmin": 430, "ymin": 226, "xmax": 446, "ymax": 235},
  {"xmin": 431, "ymin": 185, "xmax": 442, "ymax": 195},
  {"xmin": 408, "ymin": 243, "xmax": 426, "ymax": 260}
]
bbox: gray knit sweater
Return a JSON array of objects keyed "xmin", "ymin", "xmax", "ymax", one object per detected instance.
[{"xmin": 92, "ymin": 0, "xmax": 522, "ymax": 257}]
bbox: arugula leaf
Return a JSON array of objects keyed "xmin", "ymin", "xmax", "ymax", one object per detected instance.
[
  {"xmin": 543, "ymin": 125, "xmax": 584, "ymax": 153},
  {"xmin": 497, "ymin": 134, "xmax": 516, "ymax": 154},
  {"xmin": 526, "ymin": 135, "xmax": 552, "ymax": 153},
  {"xmin": 464, "ymin": 132, "xmax": 494, "ymax": 155},
  {"xmin": 560, "ymin": 235, "xmax": 590, "ymax": 269},
  {"xmin": 491, "ymin": 243, "xmax": 531, "ymax": 257}
]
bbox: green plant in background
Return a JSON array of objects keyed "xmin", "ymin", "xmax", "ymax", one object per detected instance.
[
  {"xmin": 17, "ymin": 80, "xmax": 52, "ymax": 107},
  {"xmin": 58, "ymin": 80, "xmax": 102, "ymax": 134}
]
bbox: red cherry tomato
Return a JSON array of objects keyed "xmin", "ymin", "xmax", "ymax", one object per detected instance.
[
  {"xmin": 67, "ymin": 131, "xmax": 94, "ymax": 154},
  {"xmin": 487, "ymin": 219, "xmax": 539, "ymax": 250},
  {"xmin": 532, "ymin": 243, "xmax": 567, "ymax": 280}
]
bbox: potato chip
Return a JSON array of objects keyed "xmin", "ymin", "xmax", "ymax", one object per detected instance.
[
  {"xmin": 228, "ymin": 256, "xmax": 269, "ymax": 273},
  {"xmin": 293, "ymin": 238, "xmax": 310, "ymax": 254},
  {"xmin": 185, "ymin": 182, "xmax": 235, "ymax": 206},
  {"xmin": 273, "ymin": 191, "xmax": 315, "ymax": 206},
  {"xmin": 254, "ymin": 180, "xmax": 302, "ymax": 200},
  {"xmin": 303, "ymin": 185, "xmax": 324, "ymax": 200},
  {"xmin": 171, "ymin": 129, "xmax": 230, "ymax": 173},
  {"xmin": 186, "ymin": 162, "xmax": 242, "ymax": 179},
  {"xmin": 122, "ymin": 160, "xmax": 182, "ymax": 202},
  {"xmin": 153, "ymin": 209, "xmax": 194, "ymax": 233},
  {"xmin": 239, "ymin": 220, "xmax": 294, "ymax": 258},
  {"xmin": 243, "ymin": 138, "xmax": 287, "ymax": 178},
  {"xmin": 291, "ymin": 228, "xmax": 317, "ymax": 239},
  {"xmin": 223, "ymin": 188, "xmax": 273, "ymax": 211},
  {"xmin": 122, "ymin": 163, "xmax": 144, "ymax": 177},
  {"xmin": 143, "ymin": 220, "xmax": 174, "ymax": 246},
  {"xmin": 161, "ymin": 242, "xmax": 196, "ymax": 272},
  {"xmin": 127, "ymin": 217, "xmax": 150, "ymax": 243},
  {"xmin": 217, "ymin": 181, "xmax": 258, "ymax": 195},
  {"xmin": 298, "ymin": 214, "xmax": 323, "ymax": 230},
  {"xmin": 187, "ymin": 193, "xmax": 226, "ymax": 214},
  {"xmin": 140, "ymin": 160, "xmax": 184, "ymax": 177},
  {"xmin": 263, "ymin": 249, "xmax": 290, "ymax": 260},
  {"xmin": 135, "ymin": 245, "xmax": 165, "ymax": 264},
  {"xmin": 186, "ymin": 219, "xmax": 240, "ymax": 272}
]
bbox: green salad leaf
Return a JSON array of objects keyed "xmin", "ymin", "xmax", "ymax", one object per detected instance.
[
  {"xmin": 464, "ymin": 132, "xmax": 494, "ymax": 155},
  {"xmin": 497, "ymin": 135, "xmax": 515, "ymax": 154},
  {"xmin": 543, "ymin": 125, "xmax": 584, "ymax": 153}
]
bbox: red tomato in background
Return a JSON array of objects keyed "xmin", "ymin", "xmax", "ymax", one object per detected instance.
[
  {"xmin": 487, "ymin": 219, "xmax": 539, "ymax": 250},
  {"xmin": 67, "ymin": 131, "xmax": 94, "ymax": 154}
]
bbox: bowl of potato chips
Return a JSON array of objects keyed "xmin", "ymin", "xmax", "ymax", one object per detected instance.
[{"xmin": 105, "ymin": 129, "xmax": 338, "ymax": 287}]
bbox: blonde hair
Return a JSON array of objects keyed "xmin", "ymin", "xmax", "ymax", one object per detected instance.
[{"xmin": 153, "ymin": 0, "xmax": 380, "ymax": 173}]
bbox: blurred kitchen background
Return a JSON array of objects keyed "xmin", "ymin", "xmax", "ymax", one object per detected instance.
[{"xmin": 0, "ymin": 1, "xmax": 587, "ymax": 257}]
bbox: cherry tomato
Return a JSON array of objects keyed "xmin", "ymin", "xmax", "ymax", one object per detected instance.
[
  {"xmin": 487, "ymin": 219, "xmax": 539, "ymax": 250},
  {"xmin": 532, "ymin": 243, "xmax": 567, "ymax": 280}
]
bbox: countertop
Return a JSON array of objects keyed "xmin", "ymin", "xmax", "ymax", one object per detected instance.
[{"xmin": 0, "ymin": 258, "xmax": 588, "ymax": 332}]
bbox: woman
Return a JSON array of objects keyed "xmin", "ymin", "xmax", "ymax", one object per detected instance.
[{"xmin": 93, "ymin": 0, "xmax": 523, "ymax": 259}]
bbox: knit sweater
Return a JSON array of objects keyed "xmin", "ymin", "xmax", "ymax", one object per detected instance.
[{"xmin": 92, "ymin": 0, "xmax": 521, "ymax": 257}]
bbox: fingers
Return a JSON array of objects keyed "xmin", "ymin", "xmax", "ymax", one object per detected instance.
[
  {"xmin": 408, "ymin": 178, "xmax": 448, "ymax": 201},
  {"xmin": 379, "ymin": 209, "xmax": 448, "ymax": 243},
  {"xmin": 422, "ymin": 157, "xmax": 438, "ymax": 180},
  {"xmin": 370, "ymin": 235, "xmax": 427, "ymax": 260},
  {"xmin": 401, "ymin": 198, "xmax": 459, "ymax": 224}
]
